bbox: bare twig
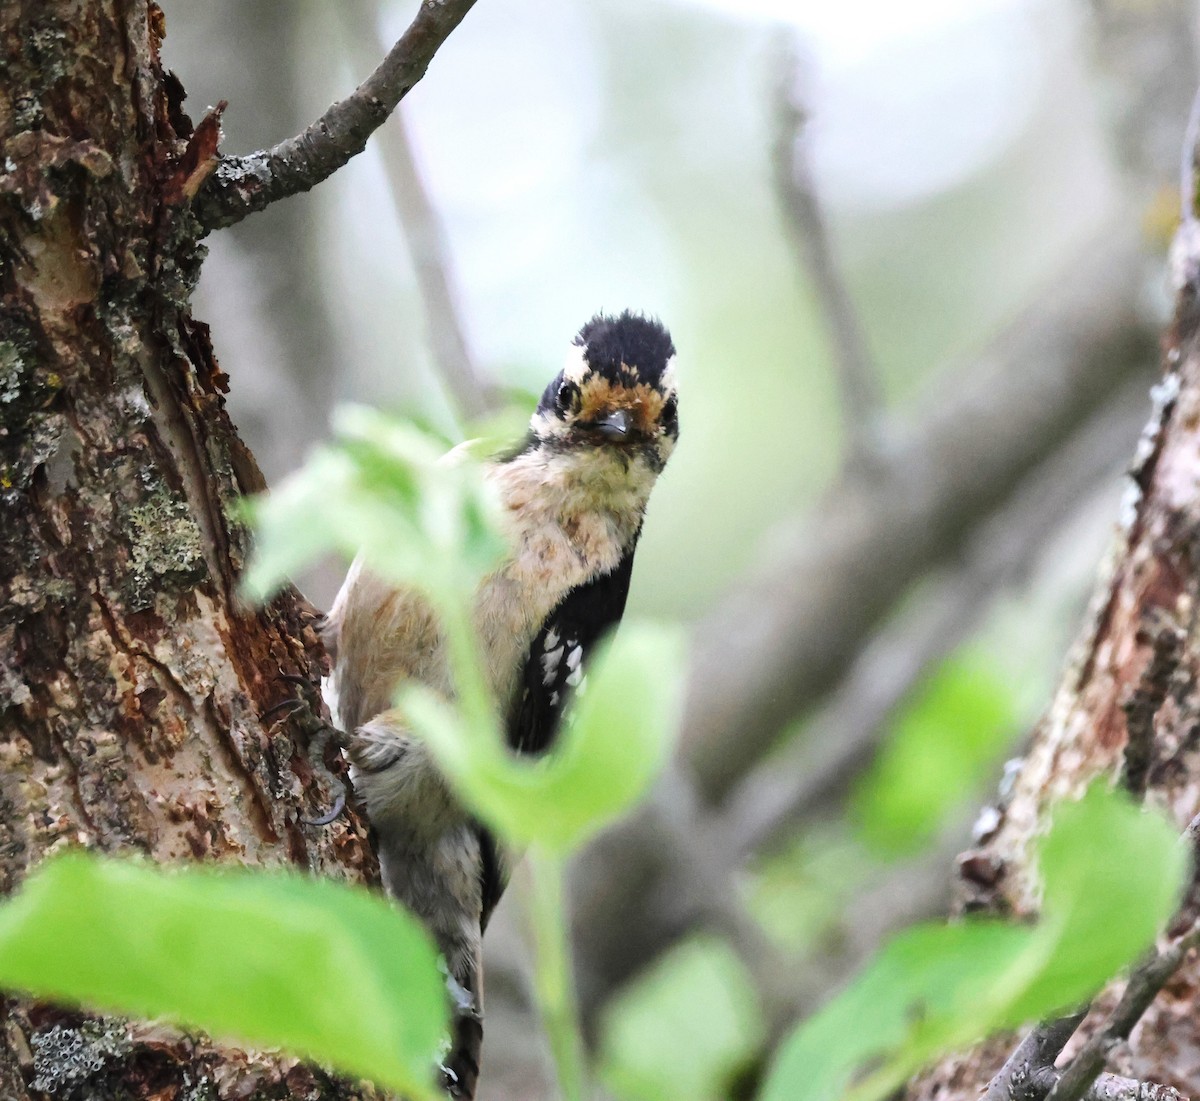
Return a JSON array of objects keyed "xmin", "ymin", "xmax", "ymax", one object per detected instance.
[
  {"xmin": 1029, "ymin": 1066, "xmax": 1186, "ymax": 1101},
  {"xmin": 381, "ymin": 108, "xmax": 501, "ymax": 418},
  {"xmin": 985, "ymin": 810, "xmax": 1200, "ymax": 1101},
  {"xmin": 982, "ymin": 1012, "xmax": 1089, "ymax": 1101},
  {"xmin": 1044, "ymin": 921, "xmax": 1200, "ymax": 1101},
  {"xmin": 574, "ymin": 384, "xmax": 1142, "ymax": 1027},
  {"xmin": 337, "ymin": 2, "xmax": 501, "ymax": 419},
  {"xmin": 771, "ymin": 35, "xmax": 883, "ymax": 469},
  {"xmin": 194, "ymin": 0, "xmax": 480, "ymax": 232},
  {"xmin": 573, "ymin": 239, "xmax": 1157, "ymax": 1015}
]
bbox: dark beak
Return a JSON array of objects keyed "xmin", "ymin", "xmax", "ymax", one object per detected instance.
[{"xmin": 590, "ymin": 409, "xmax": 631, "ymax": 441}]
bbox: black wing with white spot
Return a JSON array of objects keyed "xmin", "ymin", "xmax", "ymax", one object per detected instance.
[
  {"xmin": 478, "ymin": 546, "xmax": 640, "ymax": 930},
  {"xmin": 506, "ymin": 544, "xmax": 639, "ymax": 755}
]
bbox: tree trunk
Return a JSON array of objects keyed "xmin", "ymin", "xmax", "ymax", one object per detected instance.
[
  {"xmin": 0, "ymin": 2, "xmax": 376, "ymax": 1097},
  {"xmin": 907, "ymin": 246, "xmax": 1200, "ymax": 1097}
]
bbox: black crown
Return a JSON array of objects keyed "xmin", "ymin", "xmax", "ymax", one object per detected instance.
[{"xmin": 575, "ymin": 311, "xmax": 675, "ymax": 384}]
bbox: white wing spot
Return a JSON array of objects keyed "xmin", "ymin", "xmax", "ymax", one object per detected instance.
[
  {"xmin": 550, "ymin": 691, "xmax": 560, "ymax": 706},
  {"xmin": 566, "ymin": 665, "xmax": 584, "ymax": 688},
  {"xmin": 566, "ymin": 645, "xmax": 582, "ymax": 671},
  {"xmin": 544, "ymin": 627, "xmax": 560, "ymax": 650},
  {"xmin": 542, "ymin": 646, "xmax": 564, "ymax": 685}
]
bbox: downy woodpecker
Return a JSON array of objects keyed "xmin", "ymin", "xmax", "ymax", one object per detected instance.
[{"xmin": 322, "ymin": 311, "xmax": 678, "ymax": 1098}]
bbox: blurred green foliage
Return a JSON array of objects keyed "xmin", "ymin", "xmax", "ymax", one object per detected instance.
[
  {"xmin": 759, "ymin": 786, "xmax": 1187, "ymax": 1101},
  {"xmin": 744, "ymin": 822, "xmax": 879, "ymax": 954},
  {"xmin": 0, "ymin": 410, "xmax": 684, "ymax": 1100},
  {"xmin": 12, "ymin": 2, "xmax": 1157, "ymax": 1097},
  {"xmin": 851, "ymin": 650, "xmax": 1019, "ymax": 857},
  {"xmin": 0, "ymin": 407, "xmax": 1184, "ymax": 1101},
  {"xmin": 242, "ymin": 404, "xmax": 508, "ymax": 603},
  {"xmin": 599, "ymin": 936, "xmax": 765, "ymax": 1101}
]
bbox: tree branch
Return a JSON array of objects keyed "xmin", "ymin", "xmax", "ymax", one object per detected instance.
[
  {"xmin": 1031, "ymin": 1067, "xmax": 1186, "ymax": 1101},
  {"xmin": 972, "ymin": 932, "xmax": 1197, "ymax": 1101},
  {"xmin": 381, "ymin": 107, "xmax": 502, "ymax": 418},
  {"xmin": 572, "ymin": 232, "xmax": 1156, "ymax": 1023},
  {"xmin": 681, "ymin": 226, "xmax": 1157, "ymax": 804},
  {"xmin": 980, "ymin": 808, "xmax": 1200, "ymax": 1101},
  {"xmin": 771, "ymin": 34, "xmax": 884, "ymax": 469},
  {"xmin": 983, "ymin": 1013, "xmax": 1089, "ymax": 1101},
  {"xmin": 193, "ymin": 0, "xmax": 480, "ymax": 233},
  {"xmin": 336, "ymin": 1, "xmax": 502, "ymax": 420}
]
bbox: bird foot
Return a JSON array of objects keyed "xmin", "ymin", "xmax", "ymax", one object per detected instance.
[{"xmin": 262, "ymin": 678, "xmax": 350, "ymax": 827}]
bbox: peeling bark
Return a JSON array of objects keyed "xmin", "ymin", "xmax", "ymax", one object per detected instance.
[
  {"xmin": 0, "ymin": 2, "xmax": 379, "ymax": 1098},
  {"xmin": 908, "ymin": 259, "xmax": 1200, "ymax": 1099}
]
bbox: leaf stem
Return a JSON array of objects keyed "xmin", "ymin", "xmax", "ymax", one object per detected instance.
[
  {"xmin": 436, "ymin": 587, "xmax": 497, "ymax": 741},
  {"xmin": 527, "ymin": 848, "xmax": 588, "ymax": 1101}
]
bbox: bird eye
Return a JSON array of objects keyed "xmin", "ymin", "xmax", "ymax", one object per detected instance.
[
  {"xmin": 556, "ymin": 381, "xmax": 578, "ymax": 416},
  {"xmin": 661, "ymin": 394, "xmax": 678, "ymax": 428}
]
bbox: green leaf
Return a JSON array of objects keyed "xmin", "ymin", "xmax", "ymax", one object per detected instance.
[
  {"xmin": 759, "ymin": 785, "xmax": 1186, "ymax": 1101},
  {"xmin": 599, "ymin": 936, "xmax": 765, "ymax": 1101},
  {"xmin": 0, "ymin": 852, "xmax": 448, "ymax": 1100},
  {"xmin": 240, "ymin": 404, "xmax": 507, "ymax": 604},
  {"xmin": 404, "ymin": 622, "xmax": 685, "ymax": 853},
  {"xmin": 762, "ymin": 921, "xmax": 1031, "ymax": 1101},
  {"xmin": 1008, "ymin": 787, "xmax": 1188, "ymax": 1021},
  {"xmin": 851, "ymin": 651, "xmax": 1018, "ymax": 857}
]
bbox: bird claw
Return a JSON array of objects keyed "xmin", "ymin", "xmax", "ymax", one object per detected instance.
[
  {"xmin": 276, "ymin": 672, "xmax": 313, "ymax": 688},
  {"xmin": 262, "ymin": 696, "xmax": 307, "ymax": 724},
  {"xmin": 300, "ymin": 790, "xmax": 346, "ymax": 827},
  {"xmin": 297, "ymin": 716, "xmax": 350, "ymax": 827},
  {"xmin": 261, "ymin": 679, "xmax": 350, "ymax": 827}
]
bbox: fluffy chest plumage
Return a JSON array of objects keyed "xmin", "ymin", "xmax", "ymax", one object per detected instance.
[{"xmin": 325, "ymin": 445, "xmax": 652, "ymax": 735}]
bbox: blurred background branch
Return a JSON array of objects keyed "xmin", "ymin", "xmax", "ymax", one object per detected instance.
[
  {"xmin": 338, "ymin": 0, "xmax": 503, "ymax": 419},
  {"xmin": 681, "ymin": 229, "xmax": 1156, "ymax": 803},
  {"xmin": 771, "ymin": 35, "xmax": 885, "ymax": 471},
  {"xmin": 376, "ymin": 106, "xmax": 502, "ymax": 418}
]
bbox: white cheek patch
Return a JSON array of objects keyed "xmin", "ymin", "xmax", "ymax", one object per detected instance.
[
  {"xmin": 659, "ymin": 354, "xmax": 678, "ymax": 397},
  {"xmin": 530, "ymin": 410, "xmax": 570, "ymax": 439}
]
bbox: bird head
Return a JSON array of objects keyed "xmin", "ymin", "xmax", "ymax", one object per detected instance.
[{"xmin": 528, "ymin": 311, "xmax": 678, "ymax": 473}]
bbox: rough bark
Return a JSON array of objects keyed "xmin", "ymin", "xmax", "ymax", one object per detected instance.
[
  {"xmin": 904, "ymin": 235, "xmax": 1200, "ymax": 1100},
  {"xmin": 0, "ymin": 3, "xmax": 377, "ymax": 1098}
]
